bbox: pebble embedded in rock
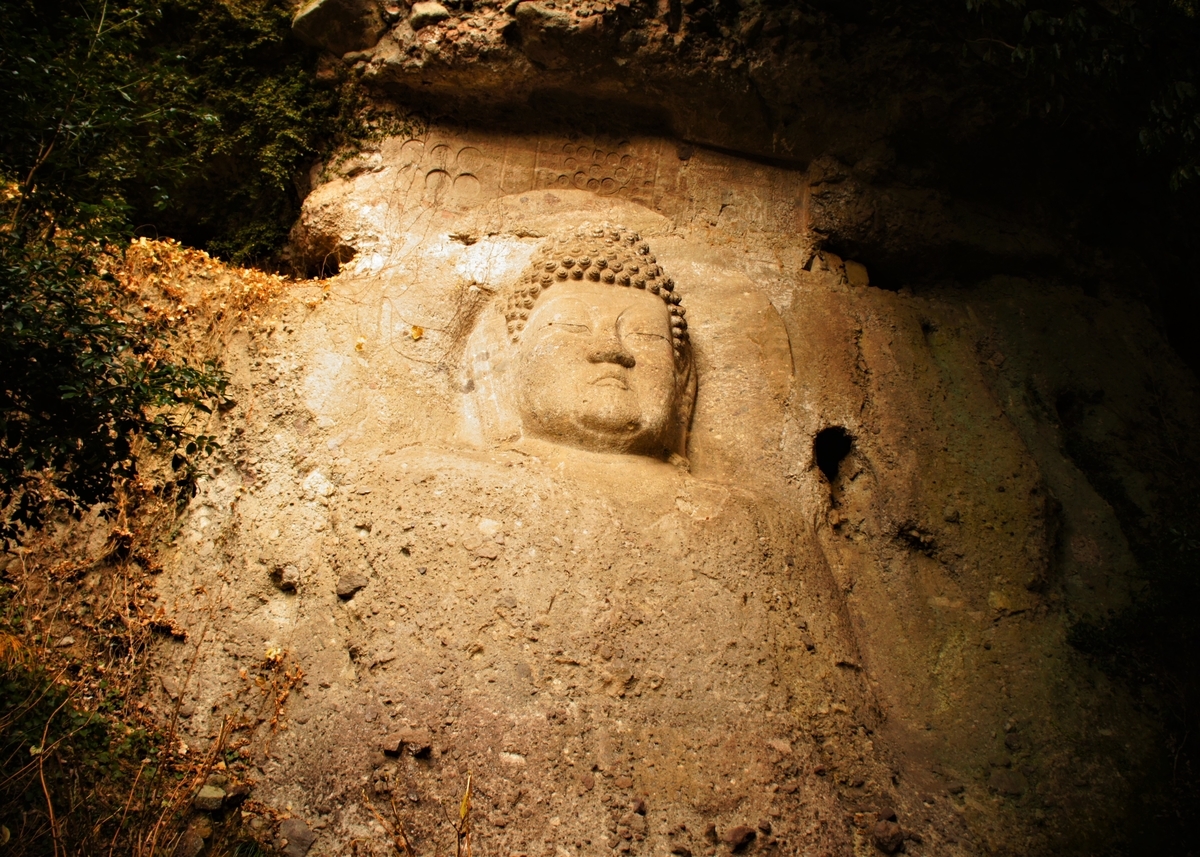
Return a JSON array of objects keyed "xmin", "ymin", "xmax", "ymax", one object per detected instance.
[
  {"xmin": 186, "ymin": 815, "xmax": 213, "ymax": 841},
  {"xmin": 739, "ymin": 14, "xmax": 763, "ymax": 43},
  {"xmin": 336, "ymin": 571, "xmax": 369, "ymax": 599},
  {"xmin": 620, "ymin": 813, "xmax": 648, "ymax": 834},
  {"xmin": 382, "ymin": 727, "xmax": 433, "ymax": 757},
  {"xmin": 474, "ymin": 542, "xmax": 500, "ymax": 559},
  {"xmin": 276, "ymin": 565, "xmax": 300, "ymax": 591},
  {"xmin": 988, "ymin": 750, "xmax": 1013, "ymax": 768},
  {"xmin": 410, "ymin": 1, "xmax": 450, "ymax": 29},
  {"xmin": 844, "ymin": 259, "xmax": 870, "ymax": 287},
  {"xmin": 721, "ymin": 825, "xmax": 757, "ymax": 850},
  {"xmin": 872, "ymin": 819, "xmax": 905, "ymax": 853},
  {"xmin": 193, "ymin": 784, "xmax": 225, "ymax": 811}
]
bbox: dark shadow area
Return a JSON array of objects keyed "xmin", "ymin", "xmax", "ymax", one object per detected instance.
[
  {"xmin": 814, "ymin": 426, "xmax": 854, "ymax": 483},
  {"xmin": 887, "ymin": 121, "xmax": 1200, "ymax": 377},
  {"xmin": 1054, "ymin": 386, "xmax": 1200, "ymax": 856},
  {"xmin": 374, "ymin": 86, "xmax": 678, "ymax": 147}
]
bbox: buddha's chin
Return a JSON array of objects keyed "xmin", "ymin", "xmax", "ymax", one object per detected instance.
[
  {"xmin": 577, "ymin": 409, "xmax": 668, "ymax": 454},
  {"xmin": 519, "ymin": 391, "xmax": 672, "ymax": 455},
  {"xmin": 579, "ymin": 413, "xmax": 640, "ymax": 439}
]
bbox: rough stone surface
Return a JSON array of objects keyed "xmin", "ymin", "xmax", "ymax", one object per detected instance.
[
  {"xmin": 175, "ymin": 831, "xmax": 205, "ymax": 857},
  {"xmin": 277, "ymin": 818, "xmax": 316, "ymax": 857},
  {"xmin": 292, "ymin": 0, "xmax": 385, "ymax": 57},
  {"xmin": 989, "ymin": 768, "xmax": 1029, "ymax": 797},
  {"xmin": 720, "ymin": 825, "xmax": 756, "ymax": 849},
  {"xmin": 409, "ymin": 1, "xmax": 449, "ymax": 30},
  {"xmin": 329, "ymin": 0, "xmax": 1060, "ymax": 176},
  {"xmin": 192, "ymin": 785, "xmax": 225, "ymax": 811},
  {"xmin": 150, "ymin": 124, "xmax": 1200, "ymax": 857},
  {"xmin": 872, "ymin": 819, "xmax": 905, "ymax": 853}
]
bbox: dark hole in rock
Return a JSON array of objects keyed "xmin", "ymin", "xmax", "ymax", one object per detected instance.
[
  {"xmin": 501, "ymin": 18, "xmax": 522, "ymax": 46},
  {"xmin": 315, "ymin": 244, "xmax": 356, "ymax": 279},
  {"xmin": 814, "ymin": 426, "xmax": 853, "ymax": 482},
  {"xmin": 920, "ymin": 317, "xmax": 938, "ymax": 343},
  {"xmin": 1054, "ymin": 388, "xmax": 1103, "ymax": 431}
]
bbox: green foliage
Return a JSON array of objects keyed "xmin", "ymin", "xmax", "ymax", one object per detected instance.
[
  {"xmin": 130, "ymin": 0, "xmax": 346, "ymax": 262},
  {"xmin": 0, "ymin": 221, "xmax": 226, "ymax": 540},
  {"xmin": 0, "ymin": 653, "xmax": 160, "ymax": 855},
  {"xmin": 1145, "ymin": 76, "xmax": 1200, "ymax": 189},
  {"xmin": 0, "ymin": 0, "xmax": 348, "ymax": 262},
  {"xmin": 0, "ymin": 0, "xmax": 356, "ymax": 540}
]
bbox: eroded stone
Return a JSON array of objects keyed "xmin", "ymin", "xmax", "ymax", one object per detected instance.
[
  {"xmin": 410, "ymin": 1, "xmax": 449, "ymax": 29},
  {"xmin": 335, "ymin": 571, "xmax": 369, "ymax": 598},
  {"xmin": 292, "ymin": 0, "xmax": 386, "ymax": 56},
  {"xmin": 192, "ymin": 785, "xmax": 225, "ymax": 812},
  {"xmin": 276, "ymin": 818, "xmax": 316, "ymax": 857}
]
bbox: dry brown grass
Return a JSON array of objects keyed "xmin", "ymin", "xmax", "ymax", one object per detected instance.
[{"xmin": 0, "ymin": 238, "xmax": 298, "ymax": 857}]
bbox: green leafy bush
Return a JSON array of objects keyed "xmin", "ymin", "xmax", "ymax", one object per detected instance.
[
  {"xmin": 0, "ymin": 0, "xmax": 355, "ymax": 539},
  {"xmin": 0, "ymin": 220, "xmax": 225, "ymax": 541}
]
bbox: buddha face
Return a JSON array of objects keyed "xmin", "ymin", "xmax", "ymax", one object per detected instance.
[{"xmin": 514, "ymin": 280, "xmax": 680, "ymax": 455}]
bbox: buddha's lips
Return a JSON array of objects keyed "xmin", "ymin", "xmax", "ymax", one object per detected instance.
[{"xmin": 591, "ymin": 373, "xmax": 629, "ymax": 390}]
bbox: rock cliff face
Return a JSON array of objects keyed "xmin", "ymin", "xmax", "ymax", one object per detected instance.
[{"xmin": 148, "ymin": 3, "xmax": 1200, "ymax": 855}]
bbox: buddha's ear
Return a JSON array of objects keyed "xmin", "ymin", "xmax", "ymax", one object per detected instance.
[{"xmin": 670, "ymin": 347, "xmax": 697, "ymax": 458}]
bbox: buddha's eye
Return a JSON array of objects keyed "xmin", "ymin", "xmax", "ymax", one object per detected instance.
[
  {"xmin": 623, "ymin": 330, "xmax": 667, "ymax": 343},
  {"xmin": 548, "ymin": 321, "xmax": 590, "ymax": 333}
]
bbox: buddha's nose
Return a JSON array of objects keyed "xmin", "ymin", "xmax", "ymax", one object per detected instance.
[{"xmin": 587, "ymin": 327, "xmax": 636, "ymax": 368}]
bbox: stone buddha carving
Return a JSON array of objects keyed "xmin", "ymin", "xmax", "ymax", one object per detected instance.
[
  {"xmin": 170, "ymin": 218, "xmax": 917, "ymax": 857},
  {"xmin": 500, "ymin": 224, "xmax": 696, "ymax": 459}
]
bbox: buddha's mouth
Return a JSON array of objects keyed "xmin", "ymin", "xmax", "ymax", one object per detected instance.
[{"xmin": 591, "ymin": 373, "xmax": 629, "ymax": 390}]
